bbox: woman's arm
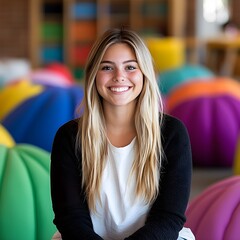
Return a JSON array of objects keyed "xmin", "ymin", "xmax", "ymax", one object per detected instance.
[
  {"xmin": 125, "ymin": 115, "xmax": 192, "ymax": 240},
  {"xmin": 50, "ymin": 120, "xmax": 103, "ymax": 240}
]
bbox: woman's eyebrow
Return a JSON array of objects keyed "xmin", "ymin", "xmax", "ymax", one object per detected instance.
[
  {"xmin": 124, "ymin": 60, "xmax": 137, "ymax": 64},
  {"xmin": 100, "ymin": 60, "xmax": 137, "ymax": 64}
]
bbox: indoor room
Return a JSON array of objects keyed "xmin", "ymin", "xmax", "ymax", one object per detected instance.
[{"xmin": 0, "ymin": 0, "xmax": 240, "ymax": 240}]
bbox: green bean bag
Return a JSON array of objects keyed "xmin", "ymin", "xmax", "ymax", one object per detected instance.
[{"xmin": 0, "ymin": 144, "xmax": 56, "ymax": 240}]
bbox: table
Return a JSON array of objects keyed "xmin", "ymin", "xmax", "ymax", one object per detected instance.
[{"xmin": 205, "ymin": 36, "xmax": 240, "ymax": 77}]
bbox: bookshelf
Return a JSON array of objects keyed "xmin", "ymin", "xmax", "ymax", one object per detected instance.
[
  {"xmin": 30, "ymin": 0, "xmax": 193, "ymax": 79},
  {"xmin": 67, "ymin": 0, "xmax": 98, "ymax": 79}
]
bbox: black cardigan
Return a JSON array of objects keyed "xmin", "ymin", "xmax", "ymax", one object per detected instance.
[{"xmin": 50, "ymin": 114, "xmax": 192, "ymax": 240}]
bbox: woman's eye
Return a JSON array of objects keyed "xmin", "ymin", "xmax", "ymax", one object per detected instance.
[
  {"xmin": 126, "ymin": 65, "xmax": 136, "ymax": 70},
  {"xmin": 101, "ymin": 65, "xmax": 112, "ymax": 71}
]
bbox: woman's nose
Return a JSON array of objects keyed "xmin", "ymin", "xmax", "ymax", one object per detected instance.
[{"xmin": 113, "ymin": 68, "xmax": 125, "ymax": 82}]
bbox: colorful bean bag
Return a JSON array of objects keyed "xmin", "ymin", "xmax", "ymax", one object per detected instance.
[
  {"xmin": 0, "ymin": 124, "xmax": 15, "ymax": 147},
  {"xmin": 46, "ymin": 62, "xmax": 74, "ymax": 82},
  {"xmin": 145, "ymin": 37, "xmax": 185, "ymax": 72},
  {"xmin": 0, "ymin": 80, "xmax": 43, "ymax": 120},
  {"xmin": 167, "ymin": 78, "xmax": 240, "ymax": 167},
  {"xmin": 0, "ymin": 144, "xmax": 56, "ymax": 240},
  {"xmin": 185, "ymin": 176, "xmax": 240, "ymax": 240},
  {"xmin": 2, "ymin": 84, "xmax": 84, "ymax": 152},
  {"xmin": 158, "ymin": 64, "xmax": 214, "ymax": 95},
  {"xmin": 31, "ymin": 62, "xmax": 75, "ymax": 87}
]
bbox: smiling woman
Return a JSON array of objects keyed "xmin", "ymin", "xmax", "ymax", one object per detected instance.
[
  {"xmin": 96, "ymin": 43, "xmax": 143, "ymax": 112},
  {"xmin": 50, "ymin": 28, "xmax": 195, "ymax": 240}
]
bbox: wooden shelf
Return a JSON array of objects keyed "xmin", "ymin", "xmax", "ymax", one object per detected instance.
[{"xmin": 30, "ymin": 0, "xmax": 195, "ymax": 77}]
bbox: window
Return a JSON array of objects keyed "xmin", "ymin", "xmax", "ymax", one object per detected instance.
[{"xmin": 203, "ymin": 0, "xmax": 229, "ymax": 24}]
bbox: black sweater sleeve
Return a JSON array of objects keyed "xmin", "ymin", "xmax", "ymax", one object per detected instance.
[
  {"xmin": 125, "ymin": 115, "xmax": 192, "ymax": 240},
  {"xmin": 50, "ymin": 120, "xmax": 103, "ymax": 240}
]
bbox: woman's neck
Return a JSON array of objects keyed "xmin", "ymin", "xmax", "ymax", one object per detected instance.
[{"xmin": 103, "ymin": 104, "xmax": 136, "ymax": 147}]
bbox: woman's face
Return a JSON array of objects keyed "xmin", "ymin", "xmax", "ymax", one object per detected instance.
[{"xmin": 96, "ymin": 43, "xmax": 143, "ymax": 108}]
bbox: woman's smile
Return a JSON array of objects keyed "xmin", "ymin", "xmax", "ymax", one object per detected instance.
[{"xmin": 108, "ymin": 86, "xmax": 131, "ymax": 93}]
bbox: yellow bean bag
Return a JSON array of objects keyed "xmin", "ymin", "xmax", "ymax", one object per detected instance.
[
  {"xmin": 0, "ymin": 124, "xmax": 15, "ymax": 147},
  {"xmin": 145, "ymin": 37, "xmax": 185, "ymax": 72}
]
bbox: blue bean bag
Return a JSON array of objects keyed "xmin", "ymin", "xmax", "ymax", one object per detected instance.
[{"xmin": 2, "ymin": 84, "xmax": 84, "ymax": 152}]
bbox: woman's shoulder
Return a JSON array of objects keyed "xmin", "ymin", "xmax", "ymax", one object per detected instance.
[
  {"xmin": 161, "ymin": 113, "xmax": 187, "ymax": 131},
  {"xmin": 59, "ymin": 118, "xmax": 79, "ymax": 130},
  {"xmin": 55, "ymin": 118, "xmax": 79, "ymax": 139},
  {"xmin": 161, "ymin": 113, "xmax": 190, "ymax": 142}
]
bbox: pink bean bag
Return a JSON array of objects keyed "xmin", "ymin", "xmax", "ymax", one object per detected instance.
[{"xmin": 185, "ymin": 176, "xmax": 240, "ymax": 240}]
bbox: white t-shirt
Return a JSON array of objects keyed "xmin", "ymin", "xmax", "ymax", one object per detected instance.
[
  {"xmin": 90, "ymin": 139, "xmax": 195, "ymax": 240},
  {"xmin": 90, "ymin": 138, "xmax": 150, "ymax": 240}
]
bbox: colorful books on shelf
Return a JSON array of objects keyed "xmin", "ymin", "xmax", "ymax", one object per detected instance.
[
  {"xmin": 41, "ymin": 46, "xmax": 64, "ymax": 64},
  {"xmin": 71, "ymin": 2, "xmax": 97, "ymax": 20},
  {"xmin": 43, "ymin": 2, "xmax": 63, "ymax": 15},
  {"xmin": 70, "ymin": 21, "xmax": 97, "ymax": 42},
  {"xmin": 70, "ymin": 44, "xmax": 92, "ymax": 66},
  {"xmin": 42, "ymin": 22, "xmax": 63, "ymax": 41}
]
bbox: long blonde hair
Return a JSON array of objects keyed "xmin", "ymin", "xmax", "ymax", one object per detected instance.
[{"xmin": 76, "ymin": 28, "xmax": 164, "ymax": 211}]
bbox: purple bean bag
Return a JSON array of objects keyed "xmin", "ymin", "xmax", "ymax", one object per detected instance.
[
  {"xmin": 167, "ymin": 78, "xmax": 240, "ymax": 167},
  {"xmin": 2, "ymin": 84, "xmax": 84, "ymax": 152},
  {"xmin": 185, "ymin": 176, "xmax": 240, "ymax": 240}
]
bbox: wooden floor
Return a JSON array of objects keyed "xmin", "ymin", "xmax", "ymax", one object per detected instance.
[{"xmin": 190, "ymin": 167, "xmax": 233, "ymax": 200}]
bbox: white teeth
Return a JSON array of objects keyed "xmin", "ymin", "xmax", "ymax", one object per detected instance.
[{"xmin": 110, "ymin": 87, "xmax": 129, "ymax": 92}]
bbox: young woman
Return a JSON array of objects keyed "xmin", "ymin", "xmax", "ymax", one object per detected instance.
[{"xmin": 50, "ymin": 28, "xmax": 194, "ymax": 240}]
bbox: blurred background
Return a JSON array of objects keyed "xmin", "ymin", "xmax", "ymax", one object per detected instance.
[
  {"xmin": 1, "ymin": 0, "xmax": 240, "ymax": 239},
  {"xmin": 1, "ymin": 0, "xmax": 240, "ymax": 79}
]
